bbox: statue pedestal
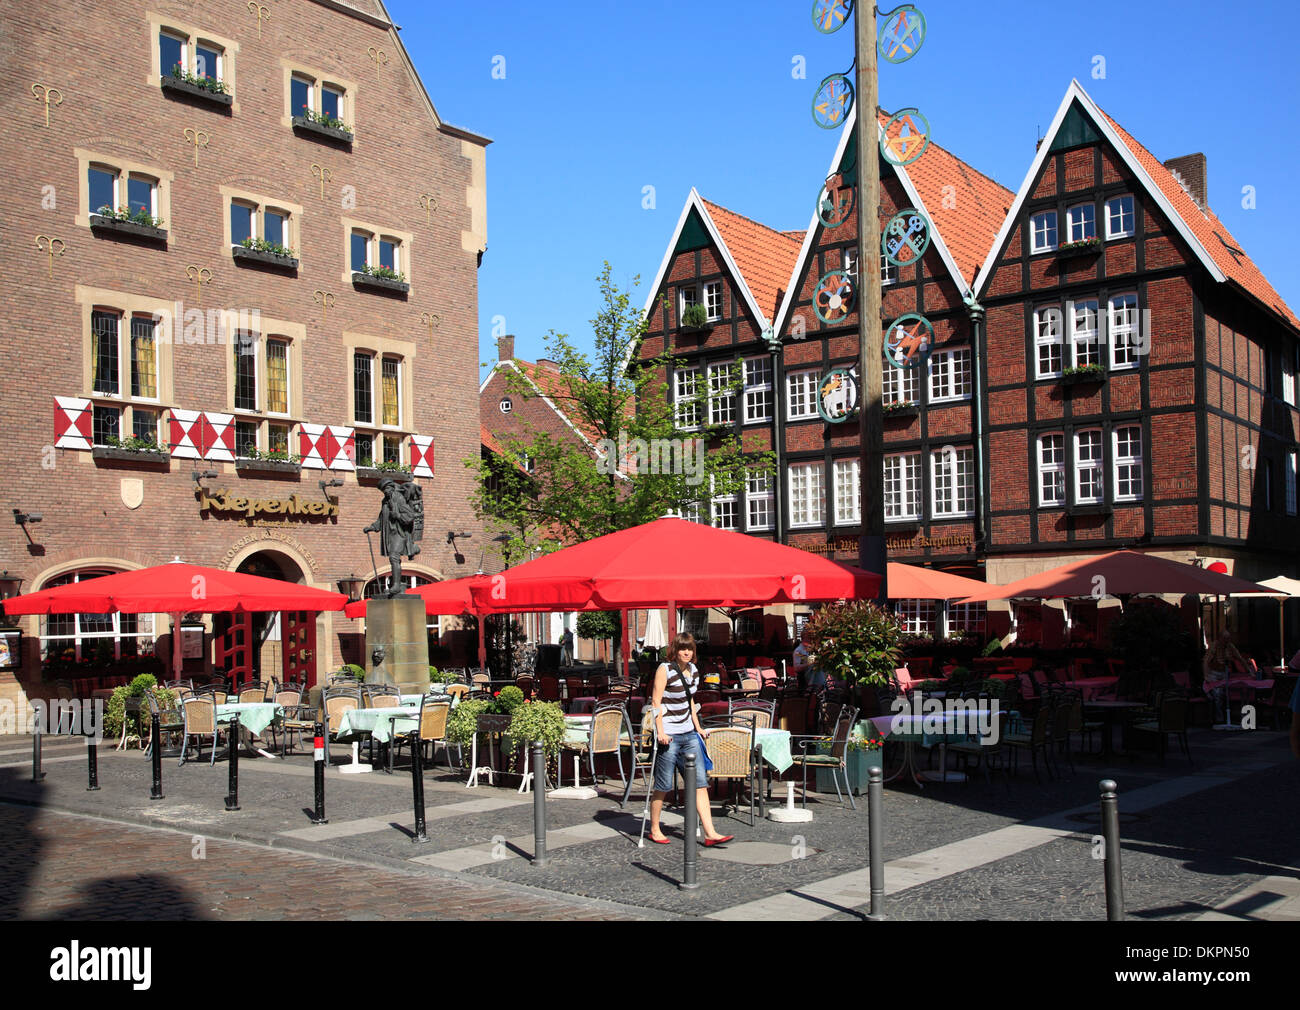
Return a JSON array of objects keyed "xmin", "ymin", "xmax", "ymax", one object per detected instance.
[{"xmin": 365, "ymin": 597, "xmax": 429, "ymax": 695}]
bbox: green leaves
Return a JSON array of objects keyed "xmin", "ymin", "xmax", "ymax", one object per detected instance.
[{"xmin": 805, "ymin": 601, "xmax": 903, "ymax": 688}]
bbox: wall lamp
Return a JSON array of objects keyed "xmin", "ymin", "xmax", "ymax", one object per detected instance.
[
  {"xmin": 191, "ymin": 469, "xmax": 219, "ymax": 484},
  {"xmin": 319, "ymin": 478, "xmax": 345, "ymax": 502},
  {"xmin": 12, "ymin": 510, "xmax": 42, "ymax": 526}
]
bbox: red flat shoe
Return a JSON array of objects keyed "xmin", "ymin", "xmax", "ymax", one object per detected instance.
[
  {"xmin": 647, "ymin": 835, "xmax": 671, "ymax": 845},
  {"xmin": 703, "ymin": 835, "xmax": 734, "ymax": 847}
]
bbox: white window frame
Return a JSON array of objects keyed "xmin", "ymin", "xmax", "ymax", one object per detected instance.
[
  {"xmin": 89, "ymin": 165, "xmax": 158, "ymax": 219},
  {"xmin": 1034, "ymin": 306, "xmax": 1064, "ymax": 378},
  {"xmin": 928, "ymin": 347, "xmax": 971, "ymax": 403},
  {"xmin": 703, "ymin": 282, "xmax": 723, "ymax": 322},
  {"xmin": 1030, "ymin": 210, "xmax": 1058, "ymax": 254},
  {"xmin": 1283, "ymin": 351, "xmax": 1296, "ymax": 407},
  {"xmin": 1112, "ymin": 426, "xmax": 1143, "ymax": 502},
  {"xmin": 883, "ymin": 356, "xmax": 919, "ymax": 405},
  {"xmin": 743, "ymin": 358, "xmax": 772, "ymax": 423},
  {"xmin": 674, "ymin": 367, "xmax": 701, "ymax": 431},
  {"xmin": 379, "ymin": 355, "xmax": 403, "ymax": 430},
  {"xmin": 1070, "ymin": 299, "xmax": 1100, "ymax": 369},
  {"xmin": 710, "ymin": 475, "xmax": 738, "ymax": 530},
  {"xmin": 679, "ymin": 286, "xmax": 699, "ymax": 315},
  {"xmin": 896, "ymin": 599, "xmax": 935, "ymax": 636},
  {"xmin": 1066, "ymin": 202, "xmax": 1096, "ymax": 243},
  {"xmin": 233, "ymin": 330, "xmax": 261, "ymax": 415},
  {"xmin": 1105, "ymin": 195, "xmax": 1135, "ymax": 239},
  {"xmin": 884, "ymin": 453, "xmax": 922, "ymax": 522},
  {"xmin": 833, "ymin": 458, "xmax": 860, "ymax": 526},
  {"xmin": 39, "ymin": 569, "xmax": 156, "ymax": 663},
  {"xmin": 1287, "ymin": 453, "xmax": 1298, "ymax": 516},
  {"xmin": 931, "ymin": 446, "xmax": 974, "ymax": 518},
  {"xmin": 786, "ymin": 369, "xmax": 820, "ymax": 420},
  {"xmin": 1038, "ymin": 433, "xmax": 1066, "ymax": 507},
  {"xmin": 1074, "ymin": 429, "xmax": 1104, "ymax": 505},
  {"xmin": 378, "ymin": 235, "xmax": 402, "ymax": 276},
  {"xmin": 1108, "ymin": 294, "xmax": 1140, "ymax": 370},
  {"xmin": 291, "ymin": 72, "xmax": 347, "ymax": 124},
  {"xmin": 746, "ymin": 470, "xmax": 774, "ymax": 531},
  {"xmin": 787, "ymin": 462, "xmax": 825, "ymax": 528},
  {"xmin": 707, "ymin": 362, "xmax": 736, "ymax": 426}
]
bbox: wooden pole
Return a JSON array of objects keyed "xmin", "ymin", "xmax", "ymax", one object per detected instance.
[{"xmin": 856, "ymin": 3, "xmax": 888, "ymax": 603}]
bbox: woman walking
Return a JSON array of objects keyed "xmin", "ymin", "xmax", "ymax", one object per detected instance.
[{"xmin": 646, "ymin": 632, "xmax": 733, "ymax": 846}]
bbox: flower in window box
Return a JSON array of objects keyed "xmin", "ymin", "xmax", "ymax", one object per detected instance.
[
  {"xmin": 359, "ymin": 263, "xmax": 406, "ymax": 283},
  {"xmin": 1056, "ymin": 236, "xmax": 1102, "ymax": 256},
  {"xmin": 239, "ymin": 236, "xmax": 298, "ymax": 259},
  {"xmin": 1061, "ymin": 363, "xmax": 1105, "ymax": 380}
]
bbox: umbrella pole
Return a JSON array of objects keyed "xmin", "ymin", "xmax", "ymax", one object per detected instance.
[
  {"xmin": 667, "ymin": 600, "xmax": 677, "ymax": 646},
  {"xmin": 621, "ymin": 609, "xmax": 630, "ymax": 681},
  {"xmin": 171, "ymin": 611, "xmax": 183, "ymax": 679}
]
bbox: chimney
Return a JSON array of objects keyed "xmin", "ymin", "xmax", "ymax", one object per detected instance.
[
  {"xmin": 535, "ymin": 358, "xmax": 559, "ymax": 372},
  {"xmin": 1164, "ymin": 153, "xmax": 1208, "ymax": 210},
  {"xmin": 497, "ymin": 334, "xmax": 515, "ymax": 362}
]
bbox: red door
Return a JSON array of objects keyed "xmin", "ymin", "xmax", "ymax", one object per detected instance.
[
  {"xmin": 214, "ymin": 612, "xmax": 254, "ymax": 687},
  {"xmin": 281, "ymin": 610, "xmax": 318, "ymax": 687}
]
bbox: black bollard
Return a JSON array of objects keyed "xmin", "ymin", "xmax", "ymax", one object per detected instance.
[
  {"xmin": 867, "ymin": 765, "xmax": 885, "ymax": 921},
  {"xmin": 32, "ymin": 724, "xmax": 45, "ymax": 782},
  {"xmin": 310, "ymin": 724, "xmax": 328, "ymax": 824},
  {"xmin": 1100, "ymin": 779, "xmax": 1125, "ymax": 921},
  {"xmin": 149, "ymin": 716, "xmax": 164, "ymax": 800},
  {"xmin": 224, "ymin": 714, "xmax": 240, "ymax": 811},
  {"xmin": 680, "ymin": 753, "xmax": 699, "ymax": 890},
  {"xmin": 531, "ymin": 742, "xmax": 548, "ymax": 867},
  {"xmin": 86, "ymin": 735, "xmax": 100, "ymax": 792},
  {"xmin": 409, "ymin": 730, "xmax": 428, "ymax": 843}
]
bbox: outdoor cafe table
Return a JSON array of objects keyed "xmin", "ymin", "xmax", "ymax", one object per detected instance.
[
  {"xmin": 1083, "ymin": 699, "xmax": 1146, "ymax": 759},
  {"xmin": 337, "ymin": 705, "xmax": 421, "ymax": 744},
  {"xmin": 215, "ymin": 702, "xmax": 283, "ymax": 759},
  {"xmin": 1068, "ymin": 676, "xmax": 1119, "ymax": 700},
  {"xmin": 870, "ymin": 711, "xmax": 995, "ymax": 787}
]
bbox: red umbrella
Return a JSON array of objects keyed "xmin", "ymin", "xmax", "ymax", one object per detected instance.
[
  {"xmin": 883, "ymin": 562, "xmax": 994, "ymax": 600},
  {"xmin": 343, "ymin": 574, "xmax": 489, "ymax": 619},
  {"xmin": 955, "ymin": 550, "xmax": 1274, "ymax": 603}
]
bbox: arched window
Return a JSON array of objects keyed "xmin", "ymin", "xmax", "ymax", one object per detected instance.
[{"xmin": 39, "ymin": 568, "xmax": 156, "ymax": 664}]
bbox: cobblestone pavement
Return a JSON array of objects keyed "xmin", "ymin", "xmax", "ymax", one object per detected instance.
[{"xmin": 1, "ymin": 727, "xmax": 1295, "ymax": 921}]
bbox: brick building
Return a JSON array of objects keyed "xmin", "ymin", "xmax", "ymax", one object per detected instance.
[{"xmin": 0, "ymin": 0, "xmax": 489, "ymax": 714}]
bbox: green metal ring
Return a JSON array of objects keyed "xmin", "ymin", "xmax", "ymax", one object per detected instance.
[
  {"xmin": 885, "ymin": 313, "xmax": 933, "ymax": 369},
  {"xmin": 811, "ymin": 74, "xmax": 854, "ymax": 130},
  {"xmin": 877, "ymin": 5, "xmax": 927, "ymax": 63},
  {"xmin": 882, "ymin": 207, "xmax": 931, "ymax": 267},
  {"xmin": 816, "ymin": 366, "xmax": 859, "ymax": 423},
  {"xmin": 880, "ymin": 107, "xmax": 931, "ymax": 167},
  {"xmin": 816, "ymin": 173, "xmax": 855, "ymax": 229},
  {"xmin": 812, "ymin": 0, "xmax": 854, "ymax": 34},
  {"xmin": 813, "ymin": 269, "xmax": 855, "ymax": 324}
]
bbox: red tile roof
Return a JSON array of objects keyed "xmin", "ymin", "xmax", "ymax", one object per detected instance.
[
  {"xmin": 699, "ymin": 198, "xmax": 804, "ymax": 323},
  {"xmin": 1098, "ymin": 108, "xmax": 1299, "ymax": 330}
]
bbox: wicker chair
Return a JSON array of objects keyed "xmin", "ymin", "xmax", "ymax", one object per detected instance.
[
  {"xmin": 705, "ymin": 726, "xmax": 758, "ymax": 825},
  {"xmin": 237, "ymin": 682, "xmax": 266, "ymax": 704},
  {"xmin": 393, "ymin": 695, "xmax": 453, "ymax": 769},
  {"xmin": 270, "ymin": 687, "xmax": 308, "ymax": 757},
  {"xmin": 729, "ymin": 699, "xmax": 775, "ymax": 730},
  {"xmin": 777, "ymin": 695, "xmax": 809, "ymax": 736},
  {"xmin": 179, "ymin": 696, "xmax": 225, "ymax": 766},
  {"xmin": 561, "ymin": 698, "xmax": 628, "ymax": 794},
  {"xmin": 363, "ymin": 685, "xmax": 401, "ymax": 707},
  {"xmin": 444, "ymin": 683, "xmax": 470, "ymax": 704},
  {"xmin": 321, "ymin": 687, "xmax": 362, "ymax": 765},
  {"xmin": 790, "ymin": 705, "xmax": 859, "ymax": 809},
  {"xmin": 195, "ymin": 683, "xmax": 228, "ymax": 706}
]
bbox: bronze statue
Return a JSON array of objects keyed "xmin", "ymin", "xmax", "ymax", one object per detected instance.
[{"xmin": 365, "ymin": 478, "xmax": 423, "ymax": 596}]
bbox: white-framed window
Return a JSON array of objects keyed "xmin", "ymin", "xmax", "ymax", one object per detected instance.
[
  {"xmin": 746, "ymin": 469, "xmax": 774, "ymax": 531},
  {"xmin": 787, "ymin": 370, "xmax": 820, "ymax": 420},
  {"xmin": 353, "ymin": 351, "xmax": 374, "ymax": 426},
  {"xmin": 708, "ymin": 362, "xmax": 736, "ymax": 426},
  {"xmin": 884, "ymin": 453, "xmax": 922, "ymax": 522},
  {"xmin": 674, "ymin": 367, "xmax": 701, "ymax": 430},
  {"xmin": 931, "ymin": 446, "xmax": 974, "ymax": 517},
  {"xmin": 880, "ymin": 250, "xmax": 899, "ymax": 285},
  {"xmin": 710, "ymin": 482, "xmax": 738, "ymax": 530},
  {"xmin": 896, "ymin": 599, "xmax": 935, "ymax": 636},
  {"xmin": 788, "ymin": 462, "xmax": 825, "ymax": 527},
  {"xmin": 1038, "ymin": 433, "xmax": 1066, "ymax": 507},
  {"xmin": 743, "ymin": 358, "xmax": 773, "ymax": 422},
  {"xmin": 704, "ymin": 282, "xmax": 723, "ymax": 322},
  {"xmin": 1074, "ymin": 429, "xmax": 1104, "ymax": 504},
  {"xmin": 1034, "ymin": 306, "xmax": 1064, "ymax": 378},
  {"xmin": 1113, "ymin": 426, "xmax": 1143, "ymax": 502},
  {"xmin": 1067, "ymin": 203, "xmax": 1096, "ymax": 243},
  {"xmin": 1030, "ymin": 210, "xmax": 1058, "ymax": 253},
  {"xmin": 230, "ymin": 197, "xmax": 294, "ymax": 254},
  {"xmin": 1070, "ymin": 299, "xmax": 1100, "ymax": 368},
  {"xmin": 680, "ymin": 500, "xmax": 703, "ymax": 524},
  {"xmin": 350, "ymin": 229, "xmax": 405, "ymax": 279},
  {"xmin": 291, "ymin": 71, "xmax": 347, "ymax": 127},
  {"xmin": 833, "ymin": 458, "xmax": 860, "ymax": 526},
  {"xmin": 1283, "ymin": 350, "xmax": 1296, "ymax": 407},
  {"xmin": 928, "ymin": 347, "xmax": 971, "ymax": 402},
  {"xmin": 90, "ymin": 308, "xmax": 163, "ymax": 446},
  {"xmin": 159, "ymin": 28, "xmax": 226, "ymax": 88},
  {"xmin": 88, "ymin": 164, "xmax": 159, "ymax": 222},
  {"xmin": 883, "ymin": 356, "xmax": 920, "ymax": 404},
  {"xmin": 352, "ymin": 351, "xmax": 404, "ymax": 436},
  {"xmin": 1287, "ymin": 453, "xmax": 1297, "ymax": 516},
  {"xmin": 40, "ymin": 569, "xmax": 156, "ymax": 664},
  {"xmin": 1109, "ymin": 294, "xmax": 1140, "ymax": 369},
  {"xmin": 679, "ymin": 286, "xmax": 699, "ymax": 314},
  {"xmin": 948, "ymin": 601, "xmax": 987, "ymax": 635},
  {"xmin": 1105, "ymin": 195, "xmax": 1135, "ymax": 239}
]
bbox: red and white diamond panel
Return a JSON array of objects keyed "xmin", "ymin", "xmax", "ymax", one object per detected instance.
[
  {"xmin": 169, "ymin": 410, "xmax": 235, "ymax": 461},
  {"xmin": 410, "ymin": 435, "xmax": 434, "ymax": 477},
  {"xmin": 54, "ymin": 397, "xmax": 92, "ymax": 450},
  {"xmin": 300, "ymin": 423, "xmax": 356, "ymax": 471}
]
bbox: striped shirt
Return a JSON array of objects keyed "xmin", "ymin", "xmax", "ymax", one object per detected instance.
[{"xmin": 659, "ymin": 662, "xmax": 699, "ymax": 735}]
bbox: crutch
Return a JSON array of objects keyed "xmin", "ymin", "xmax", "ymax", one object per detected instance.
[{"xmin": 637, "ymin": 706, "xmax": 661, "ymax": 848}]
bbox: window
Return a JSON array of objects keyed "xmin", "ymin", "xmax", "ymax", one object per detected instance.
[
  {"xmin": 1067, "ymin": 203, "xmax": 1096, "ymax": 243},
  {"xmin": 354, "ymin": 352, "xmax": 373, "ymax": 425},
  {"xmin": 704, "ymin": 282, "xmax": 723, "ymax": 321},
  {"xmin": 882, "ymin": 357, "xmax": 919, "ymax": 404},
  {"xmin": 880, "ymin": 250, "xmax": 899, "ymax": 285},
  {"xmin": 708, "ymin": 362, "xmax": 736, "ymax": 426},
  {"xmin": 1113, "ymin": 426, "xmax": 1143, "ymax": 502},
  {"xmin": 268, "ymin": 423, "xmax": 290, "ymax": 455},
  {"xmin": 351, "ymin": 230, "xmax": 370, "ymax": 272},
  {"xmin": 132, "ymin": 409, "xmax": 159, "ymax": 444},
  {"xmin": 1038, "ymin": 433, "xmax": 1066, "ymax": 506},
  {"xmin": 230, "ymin": 197, "xmax": 294, "ymax": 254},
  {"xmin": 896, "ymin": 599, "xmax": 935, "ymax": 637},
  {"xmin": 1074, "ymin": 429, "xmax": 1104, "ymax": 504},
  {"xmin": 746, "ymin": 470, "xmax": 774, "ymax": 531},
  {"xmin": 231, "ymin": 202, "xmax": 254, "ymax": 245},
  {"xmin": 788, "ymin": 462, "xmax": 825, "ymax": 527},
  {"xmin": 354, "ymin": 432, "xmax": 374, "ymax": 467},
  {"xmin": 710, "ymin": 486, "xmax": 738, "ymax": 530},
  {"xmin": 92, "ymin": 404, "xmax": 119, "ymax": 446},
  {"xmin": 680, "ymin": 500, "xmax": 703, "ymax": 524},
  {"xmin": 266, "ymin": 339, "xmax": 289, "ymax": 415},
  {"xmin": 928, "ymin": 347, "xmax": 971, "ymax": 402},
  {"xmin": 743, "ymin": 358, "xmax": 772, "ymax": 422},
  {"xmin": 1287, "ymin": 453, "xmax": 1297, "ymax": 516},
  {"xmin": 1283, "ymin": 351, "xmax": 1296, "ymax": 407},
  {"xmin": 1030, "ymin": 210, "xmax": 1058, "ymax": 253},
  {"xmin": 290, "ymin": 71, "xmax": 347, "ymax": 127},
  {"xmin": 349, "ymin": 228, "xmax": 405, "ymax": 279},
  {"xmin": 92, "ymin": 311, "xmax": 120, "ymax": 395},
  {"xmin": 158, "ymin": 28, "xmax": 226, "ymax": 87},
  {"xmin": 234, "ymin": 419, "xmax": 258, "ymax": 457},
  {"xmin": 1070, "ymin": 299, "xmax": 1100, "ymax": 368},
  {"xmin": 1105, "ymin": 195, "xmax": 1135, "ymax": 239},
  {"xmin": 352, "ymin": 351, "xmax": 405, "ymax": 435},
  {"xmin": 884, "ymin": 453, "xmax": 922, "ymax": 521},
  {"xmin": 680, "ymin": 286, "xmax": 699, "ymax": 314},
  {"xmin": 674, "ymin": 367, "xmax": 700, "ymax": 430},
  {"xmin": 234, "ymin": 333, "xmax": 258, "ymax": 412},
  {"xmin": 787, "ymin": 370, "xmax": 820, "ymax": 420},
  {"xmin": 88, "ymin": 164, "xmax": 158, "ymax": 219},
  {"xmin": 948, "ymin": 602, "xmax": 986, "ymax": 635},
  {"xmin": 40, "ymin": 569, "xmax": 155, "ymax": 664},
  {"xmin": 1035, "ymin": 306, "xmax": 1064, "ymax": 378},
  {"xmin": 1109, "ymin": 294, "xmax": 1140, "ymax": 368},
  {"xmin": 379, "ymin": 237, "xmax": 400, "ymax": 274},
  {"xmin": 129, "ymin": 317, "xmax": 158, "ymax": 400},
  {"xmin": 931, "ymin": 446, "xmax": 974, "ymax": 517},
  {"xmin": 833, "ymin": 458, "xmax": 860, "ymax": 526},
  {"xmin": 381, "ymin": 357, "xmax": 401, "ymax": 427}
]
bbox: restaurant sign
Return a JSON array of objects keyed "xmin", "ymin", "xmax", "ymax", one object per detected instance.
[
  {"xmin": 801, "ymin": 530, "xmax": 975, "ymax": 556},
  {"xmin": 198, "ymin": 488, "xmax": 338, "ymax": 522}
]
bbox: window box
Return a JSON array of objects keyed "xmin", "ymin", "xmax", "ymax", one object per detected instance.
[
  {"xmin": 89, "ymin": 213, "xmax": 167, "ymax": 243},
  {"xmin": 1066, "ymin": 503, "xmax": 1112, "ymax": 518},
  {"xmin": 292, "ymin": 115, "xmax": 353, "ymax": 145},
  {"xmin": 234, "ymin": 458, "xmax": 302, "ymax": 477},
  {"xmin": 160, "ymin": 73, "xmax": 233, "ymax": 109},
  {"xmin": 91, "ymin": 445, "xmax": 170, "ymax": 468},
  {"xmin": 232, "ymin": 244, "xmax": 299, "ymax": 271},
  {"xmin": 351, "ymin": 271, "xmax": 409, "ymax": 295},
  {"xmin": 882, "ymin": 402, "xmax": 919, "ymax": 420},
  {"xmin": 1061, "ymin": 365, "xmax": 1106, "ymax": 387},
  {"xmin": 356, "ymin": 466, "xmax": 413, "ymax": 483},
  {"xmin": 1056, "ymin": 237, "xmax": 1102, "ymax": 259},
  {"xmin": 680, "ymin": 304, "xmax": 712, "ymax": 333}
]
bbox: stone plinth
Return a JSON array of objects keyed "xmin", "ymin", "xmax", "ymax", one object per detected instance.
[{"xmin": 365, "ymin": 597, "xmax": 429, "ymax": 694}]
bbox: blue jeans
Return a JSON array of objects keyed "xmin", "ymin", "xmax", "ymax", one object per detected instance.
[{"xmin": 653, "ymin": 731, "xmax": 705, "ymax": 792}]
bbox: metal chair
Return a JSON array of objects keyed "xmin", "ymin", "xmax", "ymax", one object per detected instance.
[
  {"xmin": 393, "ymin": 694, "xmax": 453, "ymax": 769},
  {"xmin": 1128, "ymin": 689, "xmax": 1191, "ymax": 765},
  {"xmin": 705, "ymin": 725, "xmax": 758, "ymax": 825},
  {"xmin": 321, "ymin": 686, "xmax": 362, "ymax": 765},
  {"xmin": 144, "ymin": 687, "xmax": 184, "ymax": 757},
  {"xmin": 790, "ymin": 705, "xmax": 859, "ymax": 809},
  {"xmin": 270, "ymin": 687, "xmax": 307, "ymax": 757},
  {"xmin": 179, "ymin": 696, "xmax": 225, "ymax": 766},
  {"xmin": 561, "ymin": 697, "xmax": 628, "ymax": 796}
]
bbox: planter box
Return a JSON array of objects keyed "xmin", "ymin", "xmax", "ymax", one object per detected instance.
[
  {"xmin": 1066, "ymin": 503, "xmax": 1113, "ymax": 518},
  {"xmin": 234, "ymin": 459, "xmax": 302, "ymax": 477},
  {"xmin": 91, "ymin": 446, "xmax": 170, "ymax": 468},
  {"xmin": 883, "ymin": 403, "xmax": 920, "ymax": 420},
  {"xmin": 1056, "ymin": 241, "xmax": 1102, "ymax": 259},
  {"xmin": 292, "ymin": 115, "xmax": 354, "ymax": 145},
  {"xmin": 679, "ymin": 324, "xmax": 712, "ymax": 335},
  {"xmin": 476, "ymin": 712, "xmax": 513, "ymax": 735},
  {"xmin": 1061, "ymin": 369, "xmax": 1105, "ymax": 388},
  {"xmin": 814, "ymin": 735, "xmax": 884, "ymax": 796},
  {"xmin": 89, "ymin": 214, "xmax": 167, "ymax": 243},
  {"xmin": 160, "ymin": 75, "xmax": 233, "ymax": 108},
  {"xmin": 351, "ymin": 271, "xmax": 409, "ymax": 294},
  {"xmin": 232, "ymin": 245, "xmax": 299, "ymax": 270},
  {"xmin": 356, "ymin": 467, "xmax": 412, "ymax": 483}
]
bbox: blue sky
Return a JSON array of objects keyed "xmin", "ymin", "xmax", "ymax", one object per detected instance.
[{"xmin": 389, "ymin": 0, "xmax": 1300, "ymax": 377}]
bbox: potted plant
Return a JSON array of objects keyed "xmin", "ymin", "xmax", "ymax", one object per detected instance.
[
  {"xmin": 292, "ymin": 105, "xmax": 354, "ymax": 144},
  {"xmin": 507, "ymin": 699, "xmax": 566, "ymax": 772},
  {"xmin": 1056, "ymin": 236, "xmax": 1102, "ymax": 258},
  {"xmin": 882, "ymin": 399, "xmax": 920, "ymax": 420},
  {"xmin": 89, "ymin": 204, "xmax": 168, "ymax": 242},
  {"xmin": 92, "ymin": 434, "xmax": 171, "ymax": 466},
  {"xmin": 355, "ymin": 458, "xmax": 414, "ymax": 482},
  {"xmin": 680, "ymin": 303, "xmax": 711, "ymax": 331},
  {"xmin": 351, "ymin": 263, "xmax": 409, "ymax": 294},
  {"xmin": 232, "ymin": 236, "xmax": 299, "ymax": 270},
  {"xmin": 160, "ymin": 63, "xmax": 234, "ymax": 107},
  {"xmin": 806, "ymin": 601, "xmax": 903, "ymax": 712},
  {"xmin": 815, "ymin": 725, "xmax": 885, "ymax": 795},
  {"xmin": 234, "ymin": 446, "xmax": 303, "ymax": 475},
  {"xmin": 1061, "ymin": 363, "xmax": 1105, "ymax": 386}
]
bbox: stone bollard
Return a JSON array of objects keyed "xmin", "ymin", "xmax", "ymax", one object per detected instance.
[
  {"xmin": 867, "ymin": 765, "xmax": 885, "ymax": 921},
  {"xmin": 1100, "ymin": 779, "xmax": 1125, "ymax": 921},
  {"xmin": 531, "ymin": 742, "xmax": 548, "ymax": 867},
  {"xmin": 680, "ymin": 753, "xmax": 699, "ymax": 890}
]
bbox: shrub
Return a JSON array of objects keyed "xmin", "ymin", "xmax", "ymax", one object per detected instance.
[
  {"xmin": 681, "ymin": 303, "xmax": 710, "ymax": 328},
  {"xmin": 445, "ymin": 699, "xmax": 491, "ymax": 746},
  {"xmin": 806, "ymin": 601, "xmax": 903, "ymax": 688},
  {"xmin": 493, "ymin": 685, "xmax": 525, "ymax": 715},
  {"xmin": 508, "ymin": 700, "xmax": 566, "ymax": 768},
  {"xmin": 341, "ymin": 663, "xmax": 366, "ymax": 682}
]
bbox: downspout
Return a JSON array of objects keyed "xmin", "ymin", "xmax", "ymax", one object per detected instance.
[
  {"xmin": 766, "ymin": 327, "xmax": 786, "ymax": 543},
  {"xmin": 964, "ymin": 293, "xmax": 987, "ymax": 550}
]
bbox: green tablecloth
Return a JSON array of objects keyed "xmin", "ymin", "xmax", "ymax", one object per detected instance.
[
  {"xmin": 215, "ymin": 702, "xmax": 282, "ymax": 737},
  {"xmin": 336, "ymin": 705, "xmax": 421, "ymax": 743},
  {"xmin": 753, "ymin": 728, "xmax": 792, "ymax": 774}
]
